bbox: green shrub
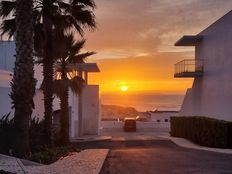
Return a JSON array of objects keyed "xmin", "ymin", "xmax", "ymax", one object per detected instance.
[
  {"xmin": 29, "ymin": 118, "xmax": 47, "ymax": 152},
  {"xmin": 27, "ymin": 146, "xmax": 80, "ymax": 164},
  {"xmin": 0, "ymin": 113, "xmax": 14, "ymax": 154},
  {"xmin": 0, "ymin": 115, "xmax": 60, "ymax": 155},
  {"xmin": 170, "ymin": 116, "xmax": 232, "ymax": 148}
]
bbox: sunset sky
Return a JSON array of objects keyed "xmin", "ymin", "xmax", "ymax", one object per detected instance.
[{"xmin": 84, "ymin": 0, "xmax": 232, "ymax": 94}]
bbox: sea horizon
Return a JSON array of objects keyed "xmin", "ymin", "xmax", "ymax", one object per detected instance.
[{"xmin": 101, "ymin": 93, "xmax": 184, "ymax": 112}]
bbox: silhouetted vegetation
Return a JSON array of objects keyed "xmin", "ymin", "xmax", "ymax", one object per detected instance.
[
  {"xmin": 0, "ymin": 114, "xmax": 80, "ymax": 163},
  {"xmin": 0, "ymin": 113, "xmax": 14, "ymax": 154},
  {"xmin": 0, "ymin": 0, "xmax": 96, "ymax": 149},
  {"xmin": 27, "ymin": 146, "xmax": 80, "ymax": 164},
  {"xmin": 0, "ymin": 115, "xmax": 60, "ymax": 155},
  {"xmin": 170, "ymin": 116, "xmax": 232, "ymax": 148},
  {"xmin": 0, "ymin": 0, "xmax": 35, "ymax": 157},
  {"xmin": 0, "ymin": 170, "xmax": 15, "ymax": 174},
  {"xmin": 53, "ymin": 33, "xmax": 95, "ymax": 145}
]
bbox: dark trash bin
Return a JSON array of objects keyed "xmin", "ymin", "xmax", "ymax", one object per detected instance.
[{"xmin": 124, "ymin": 117, "xmax": 136, "ymax": 132}]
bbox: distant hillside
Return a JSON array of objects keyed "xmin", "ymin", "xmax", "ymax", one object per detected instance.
[{"xmin": 101, "ymin": 104, "xmax": 151, "ymax": 121}]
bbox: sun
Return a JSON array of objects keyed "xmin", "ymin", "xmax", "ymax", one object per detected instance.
[{"xmin": 121, "ymin": 85, "xmax": 128, "ymax": 92}]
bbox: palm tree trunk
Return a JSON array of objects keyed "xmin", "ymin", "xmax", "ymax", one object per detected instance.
[
  {"xmin": 78, "ymin": 71, "xmax": 83, "ymax": 137},
  {"xmin": 42, "ymin": 0, "xmax": 54, "ymax": 147},
  {"xmin": 59, "ymin": 64, "xmax": 69, "ymax": 145},
  {"xmin": 78, "ymin": 91, "xmax": 83, "ymax": 137},
  {"xmin": 12, "ymin": 0, "xmax": 35, "ymax": 157},
  {"xmin": 60, "ymin": 86, "xmax": 69, "ymax": 145}
]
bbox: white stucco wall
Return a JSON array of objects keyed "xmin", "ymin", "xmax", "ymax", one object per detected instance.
[
  {"xmin": 69, "ymin": 90, "xmax": 79, "ymax": 138},
  {"xmin": 0, "ymin": 68, "xmax": 45, "ymax": 119},
  {"xmin": 150, "ymin": 112, "xmax": 178, "ymax": 122},
  {"xmin": 0, "ymin": 41, "xmax": 15, "ymax": 72},
  {"xmin": 0, "ymin": 52, "xmax": 15, "ymax": 118},
  {"xmin": 82, "ymin": 85, "xmax": 100, "ymax": 135},
  {"xmin": 0, "ymin": 87, "xmax": 13, "ymax": 118},
  {"xmin": 69, "ymin": 85, "xmax": 100, "ymax": 138},
  {"xmin": 0, "ymin": 86, "xmax": 46, "ymax": 120},
  {"xmin": 100, "ymin": 120, "xmax": 170, "ymax": 132},
  {"xmin": 180, "ymin": 11, "xmax": 232, "ymax": 121}
]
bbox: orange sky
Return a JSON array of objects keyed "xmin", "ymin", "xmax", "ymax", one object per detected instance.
[{"xmin": 80, "ymin": 0, "xmax": 232, "ymax": 94}]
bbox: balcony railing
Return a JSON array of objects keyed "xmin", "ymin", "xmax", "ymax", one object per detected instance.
[{"xmin": 174, "ymin": 59, "xmax": 204, "ymax": 78}]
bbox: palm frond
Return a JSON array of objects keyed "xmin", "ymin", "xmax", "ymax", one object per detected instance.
[
  {"xmin": 34, "ymin": 23, "xmax": 44, "ymax": 58},
  {"xmin": 33, "ymin": 9, "xmax": 42, "ymax": 22},
  {"xmin": 52, "ymin": 14, "xmax": 84, "ymax": 36},
  {"xmin": 69, "ymin": 76, "xmax": 84, "ymax": 94},
  {"xmin": 52, "ymin": 34, "xmax": 68, "ymax": 59},
  {"xmin": 69, "ymin": 39, "xmax": 85, "ymax": 56},
  {"xmin": 64, "ymin": 33, "xmax": 76, "ymax": 49},
  {"xmin": 0, "ymin": 1, "xmax": 16, "ymax": 18},
  {"xmin": 71, "ymin": 0, "xmax": 96, "ymax": 9},
  {"xmin": 53, "ymin": 79, "xmax": 70, "ymax": 97},
  {"xmin": 0, "ymin": 18, "xmax": 15, "ymax": 39},
  {"xmin": 68, "ymin": 51, "xmax": 96, "ymax": 63},
  {"xmin": 71, "ymin": 5, "xmax": 96, "ymax": 29},
  {"xmin": 57, "ymin": 1, "xmax": 70, "ymax": 12}
]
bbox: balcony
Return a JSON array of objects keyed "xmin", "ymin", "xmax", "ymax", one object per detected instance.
[{"xmin": 174, "ymin": 59, "xmax": 204, "ymax": 78}]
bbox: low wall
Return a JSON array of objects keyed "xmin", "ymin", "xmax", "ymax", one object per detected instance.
[{"xmin": 100, "ymin": 121, "xmax": 170, "ymax": 132}]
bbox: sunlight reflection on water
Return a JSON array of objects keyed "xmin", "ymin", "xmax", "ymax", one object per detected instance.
[{"xmin": 101, "ymin": 93, "xmax": 184, "ymax": 112}]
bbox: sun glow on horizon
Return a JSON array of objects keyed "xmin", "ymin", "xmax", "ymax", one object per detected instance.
[{"xmin": 121, "ymin": 85, "xmax": 128, "ymax": 92}]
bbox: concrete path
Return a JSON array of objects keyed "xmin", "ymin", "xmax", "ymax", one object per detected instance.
[
  {"xmin": 100, "ymin": 129, "xmax": 232, "ymax": 154},
  {"xmin": 71, "ymin": 130, "xmax": 232, "ymax": 174},
  {"xmin": 0, "ymin": 149, "xmax": 108, "ymax": 174},
  {"xmin": 162, "ymin": 135, "xmax": 232, "ymax": 154},
  {"xmin": 98, "ymin": 140, "xmax": 232, "ymax": 174},
  {"xmin": 0, "ymin": 154, "xmax": 26, "ymax": 174}
]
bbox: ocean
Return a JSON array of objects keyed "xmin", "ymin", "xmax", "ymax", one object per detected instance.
[{"xmin": 101, "ymin": 93, "xmax": 184, "ymax": 112}]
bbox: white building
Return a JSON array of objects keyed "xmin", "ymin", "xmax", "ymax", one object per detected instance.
[
  {"xmin": 174, "ymin": 11, "xmax": 232, "ymax": 121},
  {"xmin": 0, "ymin": 41, "xmax": 101, "ymax": 139},
  {"xmin": 0, "ymin": 41, "xmax": 16, "ymax": 117},
  {"xmin": 150, "ymin": 111, "xmax": 178, "ymax": 123}
]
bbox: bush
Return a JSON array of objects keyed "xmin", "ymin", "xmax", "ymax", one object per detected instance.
[
  {"xmin": 0, "ymin": 170, "xmax": 15, "ymax": 174},
  {"xmin": 29, "ymin": 118, "xmax": 47, "ymax": 152},
  {"xmin": 170, "ymin": 116, "xmax": 232, "ymax": 148},
  {"xmin": 27, "ymin": 146, "xmax": 80, "ymax": 164},
  {"xmin": 0, "ymin": 113, "xmax": 14, "ymax": 154},
  {"xmin": 0, "ymin": 115, "xmax": 60, "ymax": 155}
]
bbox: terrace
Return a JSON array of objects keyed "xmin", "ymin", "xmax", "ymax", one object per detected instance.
[{"xmin": 174, "ymin": 59, "xmax": 204, "ymax": 78}]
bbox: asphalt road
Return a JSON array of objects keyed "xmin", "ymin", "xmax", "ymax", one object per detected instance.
[{"xmin": 75, "ymin": 140, "xmax": 232, "ymax": 174}]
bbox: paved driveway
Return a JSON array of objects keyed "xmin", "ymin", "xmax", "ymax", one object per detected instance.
[{"xmin": 76, "ymin": 140, "xmax": 232, "ymax": 174}]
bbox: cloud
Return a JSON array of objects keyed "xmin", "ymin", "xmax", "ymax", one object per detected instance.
[
  {"xmin": 85, "ymin": 0, "xmax": 232, "ymax": 57},
  {"xmin": 84, "ymin": 1, "xmax": 232, "ymax": 94}
]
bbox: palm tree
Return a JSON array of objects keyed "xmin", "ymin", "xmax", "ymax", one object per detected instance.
[
  {"xmin": 0, "ymin": 0, "xmax": 96, "ymax": 146},
  {"xmin": 54, "ymin": 33, "xmax": 95, "ymax": 145},
  {"xmin": 11, "ymin": 0, "xmax": 36, "ymax": 157}
]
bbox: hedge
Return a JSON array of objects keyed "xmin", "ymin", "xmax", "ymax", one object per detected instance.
[
  {"xmin": 170, "ymin": 116, "xmax": 232, "ymax": 148},
  {"xmin": 0, "ymin": 113, "xmax": 14, "ymax": 154},
  {"xmin": 0, "ymin": 115, "xmax": 59, "ymax": 155}
]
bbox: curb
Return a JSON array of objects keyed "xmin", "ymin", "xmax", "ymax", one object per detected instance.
[
  {"xmin": 95, "ymin": 149, "xmax": 109, "ymax": 174},
  {"xmin": 159, "ymin": 135, "xmax": 232, "ymax": 154}
]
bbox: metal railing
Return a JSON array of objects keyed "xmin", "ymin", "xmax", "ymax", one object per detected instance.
[{"xmin": 174, "ymin": 59, "xmax": 204, "ymax": 77}]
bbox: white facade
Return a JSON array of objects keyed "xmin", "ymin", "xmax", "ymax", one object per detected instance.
[
  {"xmin": 176, "ymin": 11, "xmax": 232, "ymax": 121},
  {"xmin": 150, "ymin": 111, "xmax": 178, "ymax": 123},
  {"xmin": 69, "ymin": 85, "xmax": 100, "ymax": 139},
  {"xmin": 0, "ymin": 41, "xmax": 15, "ymax": 71},
  {"xmin": 0, "ymin": 41, "xmax": 101, "ymax": 138},
  {"xmin": 100, "ymin": 120, "xmax": 170, "ymax": 132},
  {"xmin": 100, "ymin": 111, "xmax": 178, "ymax": 132},
  {"xmin": 0, "ymin": 42, "xmax": 16, "ymax": 118}
]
